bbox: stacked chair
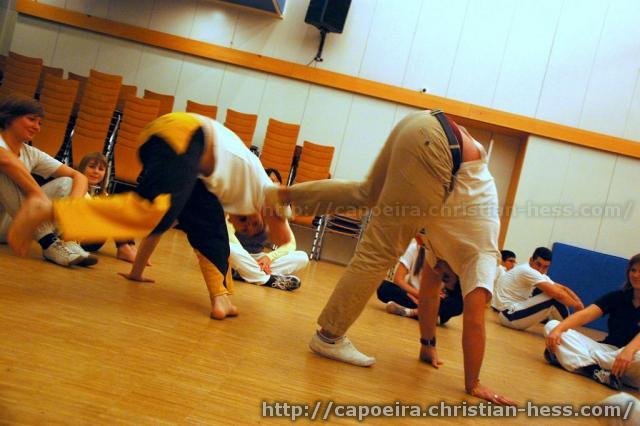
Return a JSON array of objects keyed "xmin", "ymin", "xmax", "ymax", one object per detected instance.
[
  {"xmin": 223, "ymin": 108, "xmax": 258, "ymax": 149},
  {"xmin": 259, "ymin": 118, "xmax": 300, "ymax": 184},
  {"xmin": 186, "ymin": 100, "xmax": 218, "ymax": 119},
  {"xmin": 0, "ymin": 52, "xmax": 43, "ymax": 98},
  {"xmin": 143, "ymin": 89, "xmax": 174, "ymax": 117}
]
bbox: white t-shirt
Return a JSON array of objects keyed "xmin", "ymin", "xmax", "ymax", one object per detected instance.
[
  {"xmin": 386, "ymin": 239, "xmax": 424, "ymax": 289},
  {"xmin": 424, "ymin": 144, "xmax": 500, "ymax": 298},
  {"xmin": 492, "ymin": 262, "xmax": 554, "ymax": 311},
  {"xmin": 197, "ymin": 117, "xmax": 275, "ymax": 215},
  {"xmin": 0, "ymin": 135, "xmax": 62, "ymax": 178}
]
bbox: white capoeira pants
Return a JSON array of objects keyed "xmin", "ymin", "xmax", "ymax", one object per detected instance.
[
  {"xmin": 545, "ymin": 320, "xmax": 640, "ymax": 388},
  {"xmin": 499, "ymin": 293, "xmax": 569, "ymax": 330},
  {"xmin": 229, "ymin": 241, "xmax": 309, "ymax": 284}
]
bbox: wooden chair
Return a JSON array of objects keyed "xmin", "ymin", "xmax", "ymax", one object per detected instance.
[
  {"xmin": 111, "ymin": 96, "xmax": 160, "ymax": 187},
  {"xmin": 223, "ymin": 108, "xmax": 258, "ymax": 148},
  {"xmin": 31, "ymin": 74, "xmax": 79, "ymax": 158},
  {"xmin": 36, "ymin": 65, "xmax": 63, "ymax": 95},
  {"xmin": 143, "ymin": 89, "xmax": 174, "ymax": 117},
  {"xmin": 259, "ymin": 118, "xmax": 300, "ymax": 184},
  {"xmin": 0, "ymin": 52, "xmax": 43, "ymax": 98},
  {"xmin": 186, "ymin": 100, "xmax": 218, "ymax": 120},
  {"xmin": 117, "ymin": 84, "xmax": 137, "ymax": 112},
  {"xmin": 67, "ymin": 72, "xmax": 88, "ymax": 115},
  {"xmin": 70, "ymin": 69, "xmax": 122, "ymax": 166}
]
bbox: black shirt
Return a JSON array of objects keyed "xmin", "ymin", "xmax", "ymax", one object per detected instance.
[{"xmin": 594, "ymin": 288, "xmax": 640, "ymax": 348}]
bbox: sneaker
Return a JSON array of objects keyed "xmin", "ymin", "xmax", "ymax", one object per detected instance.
[
  {"xmin": 543, "ymin": 348, "xmax": 561, "ymax": 367},
  {"xmin": 386, "ymin": 301, "xmax": 412, "ymax": 317},
  {"xmin": 43, "ymin": 239, "xmax": 85, "ymax": 267},
  {"xmin": 268, "ymin": 274, "xmax": 301, "ymax": 291},
  {"xmin": 309, "ymin": 332, "xmax": 376, "ymax": 367},
  {"xmin": 65, "ymin": 241, "xmax": 99, "ymax": 267},
  {"xmin": 592, "ymin": 368, "xmax": 623, "ymax": 390}
]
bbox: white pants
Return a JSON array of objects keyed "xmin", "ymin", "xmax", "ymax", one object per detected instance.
[
  {"xmin": 229, "ymin": 241, "xmax": 309, "ymax": 284},
  {"xmin": 499, "ymin": 293, "xmax": 568, "ymax": 330},
  {"xmin": 0, "ymin": 176, "xmax": 73, "ymax": 242},
  {"xmin": 545, "ymin": 320, "xmax": 640, "ymax": 388},
  {"xmin": 597, "ymin": 393, "xmax": 640, "ymax": 425}
]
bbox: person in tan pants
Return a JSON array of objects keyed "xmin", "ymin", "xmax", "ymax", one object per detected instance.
[{"xmin": 268, "ymin": 109, "xmax": 516, "ymax": 405}]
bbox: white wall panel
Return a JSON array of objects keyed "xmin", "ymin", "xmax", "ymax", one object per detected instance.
[
  {"xmin": 318, "ymin": 0, "xmax": 376, "ymax": 76},
  {"xmin": 269, "ymin": 0, "xmax": 317, "ymax": 64},
  {"xmin": 392, "ymin": 105, "xmax": 420, "ymax": 127},
  {"xmin": 624, "ymin": 72, "xmax": 640, "ymax": 141},
  {"xmin": 107, "ymin": 0, "xmax": 154, "ymax": 27},
  {"xmin": 402, "ymin": 0, "xmax": 468, "ymax": 97},
  {"xmin": 492, "ymin": 0, "xmax": 562, "ymax": 117},
  {"xmin": 298, "ymin": 86, "xmax": 353, "ymax": 175},
  {"xmin": 37, "ymin": 0, "xmax": 64, "ymax": 7},
  {"xmin": 595, "ymin": 156, "xmax": 640, "ymax": 259},
  {"xmin": 579, "ymin": 0, "xmax": 640, "ymax": 137},
  {"xmin": 217, "ymin": 65, "xmax": 267, "ymax": 117},
  {"xmin": 548, "ymin": 146, "xmax": 617, "ymax": 250},
  {"xmin": 9, "ymin": 15, "xmax": 58, "ymax": 64},
  {"xmin": 191, "ymin": 0, "xmax": 237, "ymax": 46},
  {"xmin": 446, "ymin": 0, "xmax": 516, "ymax": 106},
  {"xmin": 0, "ymin": 7, "xmax": 14, "ymax": 54},
  {"xmin": 504, "ymin": 136, "xmax": 572, "ymax": 260},
  {"xmin": 254, "ymin": 75, "xmax": 310, "ymax": 147},
  {"xmin": 487, "ymin": 134, "xmax": 521, "ymax": 211},
  {"xmin": 332, "ymin": 96, "xmax": 397, "ymax": 180},
  {"xmin": 51, "ymin": 26, "xmax": 100, "ymax": 74},
  {"xmin": 358, "ymin": 0, "xmax": 421, "ymax": 86},
  {"xmin": 231, "ymin": 8, "xmax": 280, "ymax": 55},
  {"xmin": 134, "ymin": 47, "xmax": 184, "ymax": 95},
  {"xmin": 536, "ymin": 0, "xmax": 608, "ymax": 126},
  {"xmin": 149, "ymin": 0, "xmax": 197, "ymax": 38},
  {"xmin": 65, "ymin": 0, "xmax": 109, "ymax": 18},
  {"xmin": 94, "ymin": 37, "xmax": 143, "ymax": 84},
  {"xmin": 173, "ymin": 57, "xmax": 226, "ymax": 112}
]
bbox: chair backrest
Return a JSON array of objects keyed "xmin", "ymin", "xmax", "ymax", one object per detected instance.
[
  {"xmin": 293, "ymin": 141, "xmax": 335, "ymax": 183},
  {"xmin": 0, "ymin": 54, "xmax": 6, "ymax": 74},
  {"xmin": 31, "ymin": 74, "xmax": 79, "ymax": 158},
  {"xmin": 36, "ymin": 65, "xmax": 63, "ymax": 94},
  {"xmin": 71, "ymin": 69, "xmax": 122, "ymax": 166},
  {"xmin": 0, "ymin": 51, "xmax": 43, "ymax": 97},
  {"xmin": 260, "ymin": 118, "xmax": 300, "ymax": 184},
  {"xmin": 186, "ymin": 100, "xmax": 217, "ymax": 120},
  {"xmin": 113, "ymin": 96, "xmax": 160, "ymax": 184},
  {"xmin": 117, "ymin": 84, "xmax": 138, "ymax": 112},
  {"xmin": 223, "ymin": 108, "xmax": 258, "ymax": 148},
  {"xmin": 143, "ymin": 89, "xmax": 174, "ymax": 117},
  {"xmin": 67, "ymin": 72, "xmax": 88, "ymax": 114}
]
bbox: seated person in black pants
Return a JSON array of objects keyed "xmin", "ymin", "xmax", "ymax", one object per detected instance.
[{"xmin": 376, "ymin": 235, "xmax": 463, "ymax": 325}]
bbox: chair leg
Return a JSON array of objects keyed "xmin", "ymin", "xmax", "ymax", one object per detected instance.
[{"xmin": 311, "ymin": 215, "xmax": 328, "ymax": 261}]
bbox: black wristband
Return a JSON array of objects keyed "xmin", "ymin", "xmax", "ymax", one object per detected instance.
[{"xmin": 420, "ymin": 337, "xmax": 436, "ymax": 347}]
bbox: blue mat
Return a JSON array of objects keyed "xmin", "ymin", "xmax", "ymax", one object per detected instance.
[{"xmin": 547, "ymin": 243, "xmax": 628, "ymax": 332}]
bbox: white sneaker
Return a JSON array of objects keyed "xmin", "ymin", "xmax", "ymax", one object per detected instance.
[
  {"xmin": 65, "ymin": 241, "xmax": 99, "ymax": 266},
  {"xmin": 309, "ymin": 332, "xmax": 376, "ymax": 367},
  {"xmin": 43, "ymin": 239, "xmax": 85, "ymax": 266}
]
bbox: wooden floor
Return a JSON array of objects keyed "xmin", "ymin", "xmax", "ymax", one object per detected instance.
[{"xmin": 0, "ymin": 230, "xmax": 634, "ymax": 425}]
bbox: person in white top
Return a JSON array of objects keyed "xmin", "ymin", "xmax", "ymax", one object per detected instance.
[
  {"xmin": 227, "ymin": 168, "xmax": 307, "ymax": 291},
  {"xmin": 493, "ymin": 247, "xmax": 584, "ymax": 330},
  {"xmin": 0, "ymin": 94, "xmax": 95, "ymax": 267},
  {"xmin": 268, "ymin": 109, "xmax": 516, "ymax": 404}
]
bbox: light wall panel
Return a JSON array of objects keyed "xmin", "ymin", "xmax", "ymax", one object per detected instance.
[
  {"xmin": 10, "ymin": 15, "xmax": 58, "ymax": 64},
  {"xmin": 65, "ymin": 0, "xmax": 109, "ymax": 18},
  {"xmin": 94, "ymin": 37, "xmax": 144, "ymax": 84},
  {"xmin": 134, "ymin": 47, "xmax": 184, "ymax": 95},
  {"xmin": 173, "ymin": 56, "xmax": 226, "ymax": 112},
  {"xmin": 579, "ymin": 0, "xmax": 640, "ymax": 137},
  {"xmin": 446, "ymin": 0, "xmax": 516, "ymax": 106},
  {"xmin": 149, "ymin": 0, "xmax": 198, "ymax": 38},
  {"xmin": 107, "ymin": 0, "xmax": 154, "ymax": 27},
  {"xmin": 536, "ymin": 0, "xmax": 608, "ymax": 126},
  {"xmin": 51, "ymin": 26, "xmax": 100, "ymax": 75},
  {"xmin": 625, "ymin": 73, "xmax": 640, "ymax": 141},
  {"xmin": 217, "ymin": 65, "xmax": 267, "ymax": 116},
  {"xmin": 492, "ymin": 0, "xmax": 562, "ymax": 117},
  {"xmin": 190, "ymin": 0, "xmax": 236, "ymax": 46}
]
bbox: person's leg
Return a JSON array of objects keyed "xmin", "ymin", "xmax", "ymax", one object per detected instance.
[
  {"xmin": 230, "ymin": 241, "xmax": 270, "ymax": 284},
  {"xmin": 376, "ymin": 280, "xmax": 417, "ymax": 308},
  {"xmin": 269, "ymin": 251, "xmax": 309, "ymax": 275},
  {"xmin": 543, "ymin": 320, "xmax": 611, "ymax": 372},
  {"xmin": 591, "ymin": 346, "xmax": 640, "ymax": 388},
  {"xmin": 499, "ymin": 293, "xmax": 569, "ymax": 330},
  {"xmin": 0, "ymin": 208, "xmax": 10, "ymax": 243}
]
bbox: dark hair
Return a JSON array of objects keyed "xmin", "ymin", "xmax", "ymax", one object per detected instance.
[
  {"xmin": 501, "ymin": 250, "xmax": 516, "ymax": 262},
  {"xmin": 0, "ymin": 94, "xmax": 44, "ymax": 129},
  {"xmin": 622, "ymin": 253, "xmax": 640, "ymax": 291},
  {"xmin": 265, "ymin": 167, "xmax": 282, "ymax": 184},
  {"xmin": 531, "ymin": 247, "xmax": 552, "ymax": 262},
  {"xmin": 78, "ymin": 152, "xmax": 108, "ymax": 195}
]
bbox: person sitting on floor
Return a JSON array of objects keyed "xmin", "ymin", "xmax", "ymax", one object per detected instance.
[
  {"xmin": 376, "ymin": 234, "xmax": 463, "ymax": 325},
  {"xmin": 496, "ymin": 249, "xmax": 517, "ymax": 282},
  {"xmin": 545, "ymin": 253, "xmax": 640, "ymax": 391},
  {"xmin": 492, "ymin": 246, "xmax": 584, "ymax": 330},
  {"xmin": 0, "ymin": 94, "xmax": 96, "ymax": 267},
  {"xmin": 228, "ymin": 167, "xmax": 306, "ymax": 291},
  {"xmin": 76, "ymin": 152, "xmax": 139, "ymax": 263}
]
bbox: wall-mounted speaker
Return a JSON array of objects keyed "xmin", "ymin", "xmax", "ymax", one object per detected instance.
[{"xmin": 305, "ymin": 0, "xmax": 352, "ymax": 34}]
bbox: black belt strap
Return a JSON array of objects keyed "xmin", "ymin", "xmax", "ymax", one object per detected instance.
[{"xmin": 430, "ymin": 110, "xmax": 462, "ymax": 176}]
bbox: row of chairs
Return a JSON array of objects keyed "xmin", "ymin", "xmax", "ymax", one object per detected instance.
[{"xmin": 0, "ymin": 51, "xmax": 369, "ymax": 260}]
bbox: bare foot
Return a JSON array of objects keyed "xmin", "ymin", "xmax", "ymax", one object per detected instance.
[
  {"xmin": 8, "ymin": 196, "xmax": 53, "ymax": 256},
  {"xmin": 467, "ymin": 382, "xmax": 518, "ymax": 406},
  {"xmin": 210, "ymin": 294, "xmax": 239, "ymax": 319},
  {"xmin": 116, "ymin": 243, "xmax": 138, "ymax": 263}
]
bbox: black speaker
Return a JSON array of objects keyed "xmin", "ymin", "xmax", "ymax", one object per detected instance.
[{"xmin": 305, "ymin": 0, "xmax": 351, "ymax": 34}]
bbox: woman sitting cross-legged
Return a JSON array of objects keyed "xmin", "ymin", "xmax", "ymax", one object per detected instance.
[{"xmin": 545, "ymin": 253, "xmax": 640, "ymax": 390}]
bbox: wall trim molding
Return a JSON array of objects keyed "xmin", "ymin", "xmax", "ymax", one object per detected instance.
[{"xmin": 15, "ymin": 0, "xmax": 640, "ymax": 159}]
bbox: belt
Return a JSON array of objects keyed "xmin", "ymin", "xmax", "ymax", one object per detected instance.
[{"xmin": 430, "ymin": 109, "xmax": 462, "ymax": 176}]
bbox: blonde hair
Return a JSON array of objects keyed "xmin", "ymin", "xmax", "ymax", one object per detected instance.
[{"xmin": 78, "ymin": 152, "xmax": 108, "ymax": 195}]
